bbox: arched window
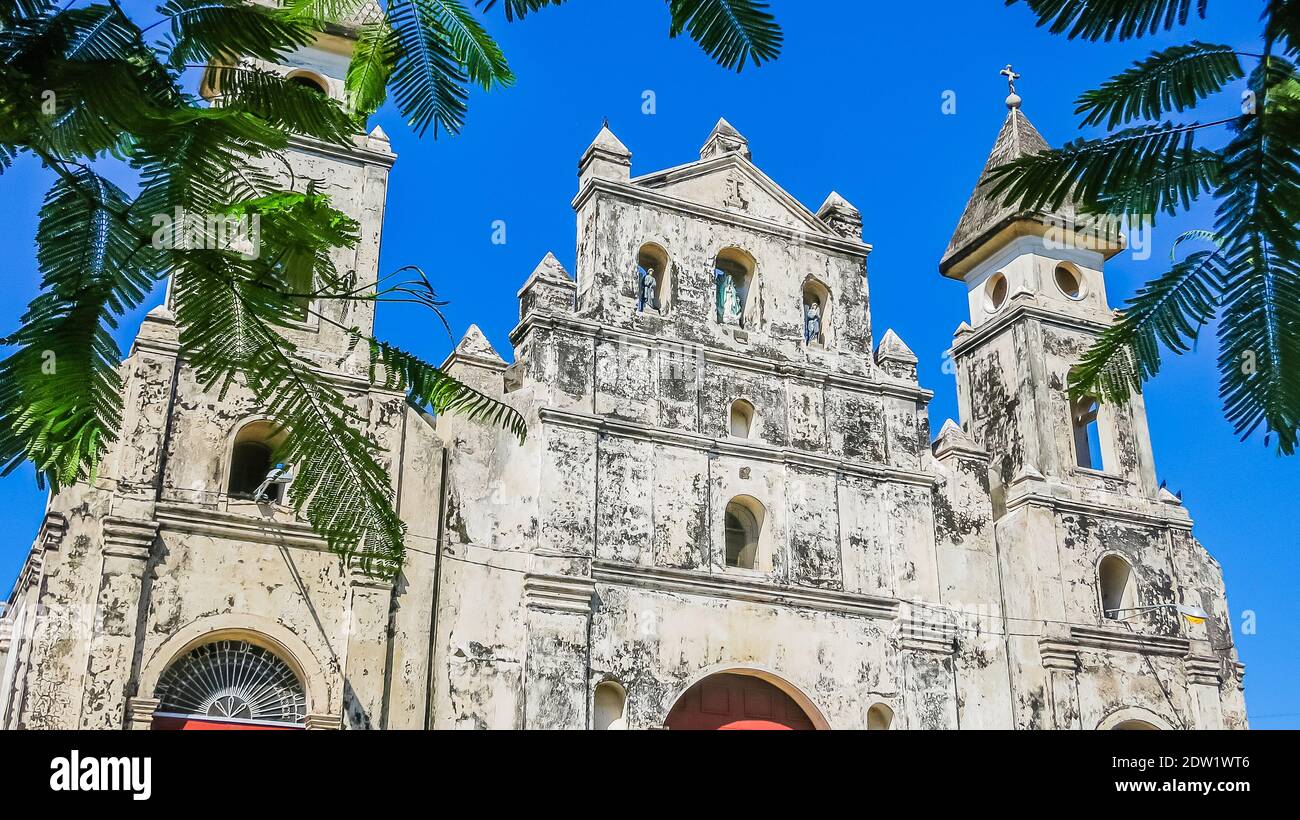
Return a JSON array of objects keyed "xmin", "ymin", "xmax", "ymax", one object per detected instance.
[
  {"xmin": 154, "ymin": 638, "xmax": 306, "ymax": 727},
  {"xmin": 985, "ymin": 272, "xmax": 1009, "ymax": 312},
  {"xmin": 1072, "ymin": 396, "xmax": 1105, "ymax": 470},
  {"xmin": 635, "ymin": 243, "xmax": 669, "ymax": 314},
  {"xmin": 593, "ymin": 681, "xmax": 628, "ymax": 730},
  {"xmin": 713, "ymin": 248, "xmax": 755, "ymax": 328},
  {"xmin": 1055, "ymin": 262, "xmax": 1084, "ymax": 300},
  {"xmin": 801, "ymin": 279, "xmax": 831, "ymax": 347},
  {"xmin": 227, "ymin": 421, "xmax": 289, "ymax": 502},
  {"xmin": 729, "ymin": 399, "xmax": 755, "ymax": 438},
  {"xmin": 1098, "ymin": 554, "xmax": 1138, "ymax": 620},
  {"xmin": 1112, "ymin": 719, "xmax": 1159, "ymax": 730},
  {"xmin": 285, "ymin": 70, "xmax": 329, "ymax": 97},
  {"xmin": 724, "ymin": 497, "xmax": 765, "ymax": 570},
  {"xmin": 867, "ymin": 703, "xmax": 894, "ymax": 730}
]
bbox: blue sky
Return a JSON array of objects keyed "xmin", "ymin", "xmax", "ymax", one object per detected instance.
[{"xmin": 1, "ymin": 1, "xmax": 1296, "ymax": 726}]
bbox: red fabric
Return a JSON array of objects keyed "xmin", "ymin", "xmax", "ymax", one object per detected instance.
[
  {"xmin": 151, "ymin": 716, "xmax": 300, "ymax": 731},
  {"xmin": 665, "ymin": 673, "xmax": 816, "ymax": 730}
]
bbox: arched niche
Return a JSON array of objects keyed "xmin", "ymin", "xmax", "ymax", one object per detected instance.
[{"xmin": 635, "ymin": 242, "xmax": 670, "ymax": 314}]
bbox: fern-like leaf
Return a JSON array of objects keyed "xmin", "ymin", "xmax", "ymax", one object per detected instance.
[
  {"xmin": 667, "ymin": 0, "xmax": 782, "ymax": 71},
  {"xmin": 1078, "ymin": 41, "xmax": 1244, "ymax": 128}
]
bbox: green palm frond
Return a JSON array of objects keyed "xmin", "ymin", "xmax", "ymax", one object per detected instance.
[
  {"xmin": 279, "ymin": 0, "xmax": 369, "ymax": 25},
  {"xmin": 366, "ymin": 337, "xmax": 527, "ymax": 442},
  {"xmin": 427, "ymin": 0, "xmax": 513, "ymax": 89},
  {"xmin": 474, "ymin": 0, "xmax": 567, "ymax": 21},
  {"xmin": 1009, "ymin": 0, "xmax": 1209, "ymax": 42},
  {"xmin": 203, "ymin": 64, "xmax": 359, "ymax": 143},
  {"xmin": 1069, "ymin": 248, "xmax": 1225, "ymax": 404},
  {"xmin": 386, "ymin": 0, "xmax": 471, "ymax": 136},
  {"xmin": 1214, "ymin": 57, "xmax": 1300, "ymax": 453},
  {"xmin": 1091, "ymin": 146, "xmax": 1222, "ymax": 219},
  {"xmin": 0, "ymin": 168, "xmax": 160, "ymax": 487},
  {"xmin": 1078, "ymin": 41, "xmax": 1244, "ymax": 127},
  {"xmin": 347, "ymin": 20, "xmax": 399, "ymax": 118},
  {"xmin": 158, "ymin": 0, "xmax": 312, "ymax": 69},
  {"xmin": 667, "ymin": 0, "xmax": 782, "ymax": 71},
  {"xmin": 987, "ymin": 122, "xmax": 1217, "ymax": 215}
]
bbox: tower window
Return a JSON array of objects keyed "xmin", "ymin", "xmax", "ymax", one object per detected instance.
[
  {"xmin": 227, "ymin": 421, "xmax": 289, "ymax": 502},
  {"xmin": 1072, "ymin": 396, "xmax": 1105, "ymax": 470},
  {"xmin": 1055, "ymin": 263, "xmax": 1084, "ymax": 300},
  {"xmin": 635, "ymin": 243, "xmax": 669, "ymax": 314},
  {"xmin": 593, "ymin": 681, "xmax": 628, "ymax": 730},
  {"xmin": 1098, "ymin": 554, "xmax": 1138, "ymax": 620},
  {"xmin": 729, "ymin": 399, "xmax": 754, "ymax": 438},
  {"xmin": 286, "ymin": 71, "xmax": 329, "ymax": 96},
  {"xmin": 723, "ymin": 497, "xmax": 764, "ymax": 570},
  {"xmin": 985, "ymin": 272, "xmax": 1008, "ymax": 312}
]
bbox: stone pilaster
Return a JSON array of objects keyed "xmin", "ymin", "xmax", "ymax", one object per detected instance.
[
  {"xmin": 341, "ymin": 564, "xmax": 394, "ymax": 729},
  {"xmin": 305, "ymin": 713, "xmax": 343, "ymax": 730},
  {"xmin": 1184, "ymin": 647, "xmax": 1224, "ymax": 730},
  {"xmin": 1038, "ymin": 628, "xmax": 1082, "ymax": 730},
  {"xmin": 897, "ymin": 615, "xmax": 959, "ymax": 729},
  {"xmin": 521, "ymin": 573, "xmax": 595, "ymax": 729},
  {"xmin": 80, "ymin": 517, "xmax": 157, "ymax": 729}
]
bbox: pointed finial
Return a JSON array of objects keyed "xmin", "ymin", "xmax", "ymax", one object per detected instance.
[{"xmin": 1000, "ymin": 64, "xmax": 1022, "ymax": 109}]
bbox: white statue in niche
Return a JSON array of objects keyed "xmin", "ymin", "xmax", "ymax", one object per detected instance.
[{"xmin": 715, "ymin": 264, "xmax": 743, "ymax": 326}]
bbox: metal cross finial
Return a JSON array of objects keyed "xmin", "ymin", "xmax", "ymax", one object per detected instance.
[{"xmin": 1000, "ymin": 64, "xmax": 1021, "ymax": 95}]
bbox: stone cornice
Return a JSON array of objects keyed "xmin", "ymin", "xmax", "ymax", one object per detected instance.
[
  {"xmin": 540, "ymin": 407, "xmax": 939, "ymax": 489},
  {"xmin": 1183, "ymin": 654, "xmax": 1224, "ymax": 687},
  {"xmin": 1038, "ymin": 635, "xmax": 1081, "ymax": 672},
  {"xmin": 1070, "ymin": 625, "xmax": 1189, "ymax": 657},
  {"xmin": 523, "ymin": 573, "xmax": 596, "ymax": 614},
  {"xmin": 949, "ymin": 301, "xmax": 1113, "ymax": 359},
  {"xmin": 288, "ymin": 133, "xmax": 396, "ymax": 169},
  {"xmin": 155, "ymin": 502, "xmax": 330, "ymax": 550},
  {"xmin": 1004, "ymin": 489, "xmax": 1194, "ymax": 532},
  {"xmin": 511, "ymin": 312, "xmax": 933, "ymax": 404},
  {"xmin": 591, "ymin": 560, "xmax": 899, "ymax": 621},
  {"xmin": 572, "ymin": 176, "xmax": 870, "ymax": 258},
  {"xmin": 897, "ymin": 617, "xmax": 958, "ymax": 654}
]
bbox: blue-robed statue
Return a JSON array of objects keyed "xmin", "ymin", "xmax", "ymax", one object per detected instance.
[
  {"xmin": 638, "ymin": 266, "xmax": 659, "ymax": 312},
  {"xmin": 804, "ymin": 297, "xmax": 822, "ymax": 343}
]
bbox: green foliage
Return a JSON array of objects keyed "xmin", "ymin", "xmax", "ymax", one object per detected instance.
[
  {"xmin": 999, "ymin": 0, "xmax": 1300, "ymax": 453},
  {"xmin": 1, "ymin": 0, "xmax": 791, "ymax": 571}
]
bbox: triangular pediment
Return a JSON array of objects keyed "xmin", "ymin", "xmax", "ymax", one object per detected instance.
[{"xmin": 632, "ymin": 155, "xmax": 835, "ymax": 236}]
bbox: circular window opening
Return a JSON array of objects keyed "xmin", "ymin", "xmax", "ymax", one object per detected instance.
[
  {"xmin": 985, "ymin": 273, "xmax": 1009, "ymax": 312},
  {"xmin": 1055, "ymin": 264, "xmax": 1084, "ymax": 300}
]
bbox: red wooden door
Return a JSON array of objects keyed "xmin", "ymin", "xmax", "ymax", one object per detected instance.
[{"xmin": 665, "ymin": 673, "xmax": 816, "ymax": 730}]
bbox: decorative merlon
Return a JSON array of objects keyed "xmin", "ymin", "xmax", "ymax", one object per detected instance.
[
  {"xmin": 932, "ymin": 418, "xmax": 986, "ymax": 460},
  {"xmin": 699, "ymin": 117, "xmax": 751, "ymax": 161},
  {"xmin": 875, "ymin": 329, "xmax": 918, "ymax": 381},
  {"xmin": 516, "ymin": 251, "xmax": 576, "ymax": 299},
  {"xmin": 580, "ymin": 123, "xmax": 632, "ymax": 181},
  {"xmin": 523, "ymin": 573, "xmax": 595, "ymax": 614},
  {"xmin": 816, "ymin": 191, "xmax": 863, "ymax": 240},
  {"xmin": 443, "ymin": 323, "xmax": 507, "ymax": 372}
]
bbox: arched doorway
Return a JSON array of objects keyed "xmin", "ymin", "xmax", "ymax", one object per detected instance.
[
  {"xmin": 151, "ymin": 638, "xmax": 307, "ymax": 730},
  {"xmin": 665, "ymin": 672, "xmax": 818, "ymax": 730}
]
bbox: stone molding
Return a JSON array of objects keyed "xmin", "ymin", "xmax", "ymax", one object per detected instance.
[
  {"xmin": 896, "ymin": 617, "xmax": 958, "ymax": 654},
  {"xmin": 949, "ymin": 301, "xmax": 1113, "ymax": 359},
  {"xmin": 1070, "ymin": 625, "xmax": 1189, "ymax": 657},
  {"xmin": 305, "ymin": 713, "xmax": 343, "ymax": 730},
  {"xmin": 126, "ymin": 697, "xmax": 160, "ymax": 730},
  {"xmin": 541, "ymin": 407, "xmax": 939, "ymax": 490},
  {"xmin": 1183, "ymin": 654, "xmax": 1223, "ymax": 688},
  {"xmin": 1004, "ymin": 490, "xmax": 1194, "ymax": 532},
  {"xmin": 593, "ymin": 560, "xmax": 899, "ymax": 621},
  {"xmin": 510, "ymin": 312, "xmax": 933, "ymax": 404},
  {"xmin": 523, "ymin": 573, "xmax": 595, "ymax": 614},
  {"xmin": 155, "ymin": 501, "xmax": 331, "ymax": 549},
  {"xmin": 0, "ymin": 617, "xmax": 12, "ymax": 653},
  {"xmin": 101, "ymin": 517, "xmax": 159, "ymax": 563},
  {"xmin": 1038, "ymin": 636, "xmax": 1081, "ymax": 672}
]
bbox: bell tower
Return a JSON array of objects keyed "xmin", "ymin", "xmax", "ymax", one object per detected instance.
[
  {"xmin": 940, "ymin": 76, "xmax": 1160, "ymax": 513},
  {"xmin": 197, "ymin": 1, "xmax": 395, "ymax": 370}
]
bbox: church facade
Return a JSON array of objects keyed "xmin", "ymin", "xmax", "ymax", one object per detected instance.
[{"xmin": 0, "ymin": 23, "xmax": 1247, "ymax": 731}]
